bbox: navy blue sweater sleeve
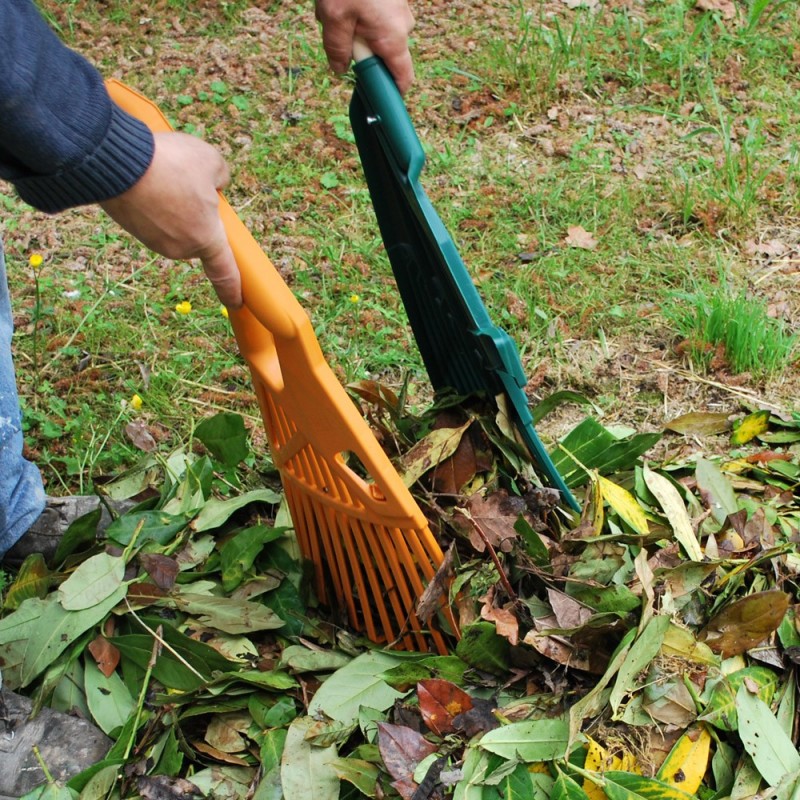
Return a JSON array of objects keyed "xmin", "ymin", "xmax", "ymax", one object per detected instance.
[{"xmin": 0, "ymin": 0, "xmax": 155, "ymax": 212}]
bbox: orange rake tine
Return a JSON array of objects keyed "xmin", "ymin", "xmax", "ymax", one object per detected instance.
[{"xmin": 107, "ymin": 80, "xmax": 457, "ymax": 653}]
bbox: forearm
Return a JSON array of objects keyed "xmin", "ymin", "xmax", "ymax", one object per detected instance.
[{"xmin": 0, "ymin": 0, "xmax": 154, "ymax": 212}]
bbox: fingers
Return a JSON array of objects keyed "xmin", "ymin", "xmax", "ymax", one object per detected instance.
[
  {"xmin": 198, "ymin": 231, "xmax": 242, "ymax": 309},
  {"xmin": 370, "ymin": 40, "xmax": 415, "ymax": 94}
]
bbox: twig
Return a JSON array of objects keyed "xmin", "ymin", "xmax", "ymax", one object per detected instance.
[
  {"xmin": 123, "ymin": 598, "xmax": 206, "ymax": 681},
  {"xmin": 455, "ymin": 507, "xmax": 517, "ymax": 603},
  {"xmin": 647, "ymin": 358, "xmax": 789, "ymax": 414}
]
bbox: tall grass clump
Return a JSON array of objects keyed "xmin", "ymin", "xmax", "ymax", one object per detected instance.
[{"xmin": 666, "ymin": 287, "xmax": 797, "ymax": 379}]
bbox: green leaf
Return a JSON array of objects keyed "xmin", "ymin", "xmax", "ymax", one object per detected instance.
[
  {"xmin": 736, "ymin": 685, "xmax": 800, "ymax": 786},
  {"xmin": 278, "ymin": 645, "xmax": 352, "ymax": 673},
  {"xmin": 105, "ymin": 510, "xmax": 190, "ymax": 546},
  {"xmin": 531, "ymin": 390, "xmax": 598, "ymax": 425},
  {"xmin": 83, "ymin": 658, "xmax": 135, "ymax": 736},
  {"xmin": 195, "ymin": 412, "xmax": 249, "ymax": 467},
  {"xmin": 478, "ymin": 717, "xmax": 570, "ymax": 762},
  {"xmin": 19, "ymin": 588, "xmax": 126, "ymax": 687},
  {"xmin": 58, "ymin": 552, "xmax": 125, "ymax": 611},
  {"xmin": 497, "ymin": 763, "xmax": 536, "ymax": 799},
  {"xmin": 172, "ymin": 592, "xmax": 284, "ymax": 634},
  {"xmin": 700, "ymin": 666, "xmax": 779, "ymax": 731},
  {"xmin": 694, "ymin": 458, "xmax": 738, "ymax": 524},
  {"xmin": 255, "ymin": 729, "xmax": 287, "ymax": 800},
  {"xmin": 330, "ymin": 757, "xmax": 380, "ymax": 797},
  {"xmin": 52, "ymin": 507, "xmax": 103, "ymax": 565},
  {"xmin": 320, "ymin": 172, "xmax": 339, "ymax": 189},
  {"xmin": 280, "ymin": 717, "xmax": 340, "ymax": 800},
  {"xmin": 602, "ymin": 771, "xmax": 695, "ymax": 800},
  {"xmin": 552, "ymin": 773, "xmax": 591, "ymax": 800},
  {"xmin": 610, "ymin": 615, "xmax": 670, "ymax": 715},
  {"xmin": 260, "ymin": 579, "xmax": 306, "ymax": 638},
  {"xmin": 219, "ymin": 524, "xmax": 286, "ymax": 591},
  {"xmin": 455, "ymin": 621, "xmax": 510, "ymax": 675},
  {"xmin": 192, "ymin": 489, "xmax": 282, "ymax": 532},
  {"xmin": 551, "ymin": 418, "xmax": 661, "ymax": 487},
  {"xmin": 308, "ymin": 651, "xmax": 407, "ymax": 724},
  {"xmin": 113, "ymin": 634, "xmax": 211, "ymax": 691}
]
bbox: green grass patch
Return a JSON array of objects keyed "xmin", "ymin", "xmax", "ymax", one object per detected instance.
[{"xmin": 666, "ymin": 285, "xmax": 797, "ymax": 378}]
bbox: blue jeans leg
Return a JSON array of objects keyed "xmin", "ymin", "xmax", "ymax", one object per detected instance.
[{"xmin": 0, "ymin": 240, "xmax": 46, "ymax": 559}]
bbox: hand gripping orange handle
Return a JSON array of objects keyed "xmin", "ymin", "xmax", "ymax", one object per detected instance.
[{"xmin": 105, "ymin": 79, "xmax": 301, "ymax": 341}]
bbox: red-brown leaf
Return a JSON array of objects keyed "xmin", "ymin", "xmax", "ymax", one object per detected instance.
[
  {"xmin": 88, "ymin": 635, "xmax": 121, "ymax": 678},
  {"xmin": 139, "ymin": 553, "xmax": 180, "ymax": 590},
  {"xmin": 377, "ymin": 722, "xmax": 437, "ymax": 784},
  {"xmin": 417, "ymin": 679, "xmax": 474, "ymax": 736}
]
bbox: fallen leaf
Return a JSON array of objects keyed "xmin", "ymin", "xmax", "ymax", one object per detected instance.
[
  {"xmin": 730, "ymin": 410, "xmax": 771, "ymax": 446},
  {"xmin": 664, "ymin": 411, "xmax": 732, "ymax": 436},
  {"xmin": 479, "ymin": 589, "xmax": 520, "ymax": 645},
  {"xmin": 126, "ymin": 420, "xmax": 158, "ymax": 452},
  {"xmin": 139, "ymin": 553, "xmax": 180, "ymax": 590},
  {"xmin": 700, "ymin": 591, "xmax": 790, "ymax": 656},
  {"xmin": 457, "ymin": 491, "xmax": 523, "ymax": 553},
  {"xmin": 377, "ymin": 722, "xmax": 437, "ymax": 790},
  {"xmin": 87, "ymin": 635, "xmax": 121, "ymax": 678},
  {"xmin": 565, "ymin": 225, "xmax": 598, "ymax": 250},
  {"xmin": 695, "ymin": 0, "xmax": 737, "ymax": 20},
  {"xmin": 417, "ymin": 679, "xmax": 474, "ymax": 736},
  {"xmin": 416, "ymin": 542, "xmax": 456, "ymax": 624}
]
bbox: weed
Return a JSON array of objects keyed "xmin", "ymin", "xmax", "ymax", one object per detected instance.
[{"xmin": 665, "ymin": 285, "xmax": 797, "ymax": 379}]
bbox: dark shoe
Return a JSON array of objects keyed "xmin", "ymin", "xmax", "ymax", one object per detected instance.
[
  {"xmin": 0, "ymin": 689, "xmax": 111, "ymax": 798},
  {"xmin": 3, "ymin": 496, "xmax": 128, "ymax": 567}
]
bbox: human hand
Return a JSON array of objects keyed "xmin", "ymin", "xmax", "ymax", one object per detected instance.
[
  {"xmin": 100, "ymin": 131, "xmax": 242, "ymax": 308},
  {"xmin": 315, "ymin": 0, "xmax": 415, "ymax": 93}
]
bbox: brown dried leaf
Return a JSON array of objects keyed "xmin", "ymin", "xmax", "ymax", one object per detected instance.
[
  {"xmin": 700, "ymin": 590, "xmax": 790, "ymax": 657},
  {"xmin": 418, "ymin": 679, "xmax": 474, "ymax": 736},
  {"xmin": 87, "ymin": 635, "xmax": 121, "ymax": 678},
  {"xmin": 664, "ymin": 411, "xmax": 732, "ymax": 436},
  {"xmin": 125, "ymin": 420, "xmax": 158, "ymax": 452},
  {"xmin": 695, "ymin": 0, "xmax": 737, "ymax": 19},
  {"xmin": 459, "ymin": 491, "xmax": 522, "ymax": 553},
  {"xmin": 139, "ymin": 553, "xmax": 180, "ymax": 590},
  {"xmin": 565, "ymin": 225, "xmax": 598, "ymax": 250},
  {"xmin": 417, "ymin": 541, "xmax": 456, "ymax": 624},
  {"xmin": 547, "ymin": 588, "xmax": 593, "ymax": 630},
  {"xmin": 190, "ymin": 740, "xmax": 249, "ymax": 766},
  {"xmin": 137, "ymin": 775, "xmax": 203, "ymax": 800},
  {"xmin": 377, "ymin": 722, "xmax": 437, "ymax": 787},
  {"xmin": 479, "ymin": 590, "xmax": 520, "ymax": 645},
  {"xmin": 204, "ymin": 712, "xmax": 251, "ymax": 754}
]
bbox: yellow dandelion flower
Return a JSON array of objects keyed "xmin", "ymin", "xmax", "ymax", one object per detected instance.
[
  {"xmin": 175, "ymin": 301, "xmax": 192, "ymax": 315},
  {"xmin": 220, "ymin": 305, "xmax": 229, "ymax": 319},
  {"xmin": 349, "ymin": 293, "xmax": 360, "ymax": 303},
  {"xmin": 29, "ymin": 253, "xmax": 43, "ymax": 269},
  {"xmin": 130, "ymin": 394, "xmax": 143, "ymax": 410}
]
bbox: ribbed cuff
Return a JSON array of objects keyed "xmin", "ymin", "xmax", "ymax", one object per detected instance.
[{"xmin": 13, "ymin": 104, "xmax": 155, "ymax": 213}]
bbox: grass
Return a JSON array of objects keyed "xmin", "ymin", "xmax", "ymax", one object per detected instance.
[
  {"xmin": 2, "ymin": 0, "xmax": 799, "ymax": 492},
  {"xmin": 665, "ymin": 283, "xmax": 797, "ymax": 378}
]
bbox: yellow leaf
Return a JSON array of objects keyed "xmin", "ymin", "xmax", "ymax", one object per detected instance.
[
  {"xmin": 656, "ymin": 726, "xmax": 712, "ymax": 795},
  {"xmin": 598, "ymin": 475, "xmax": 649, "ymax": 535},
  {"xmin": 730, "ymin": 409, "xmax": 770, "ymax": 445},
  {"xmin": 642, "ymin": 465, "xmax": 702, "ymax": 561},
  {"xmin": 582, "ymin": 737, "xmax": 640, "ymax": 799}
]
